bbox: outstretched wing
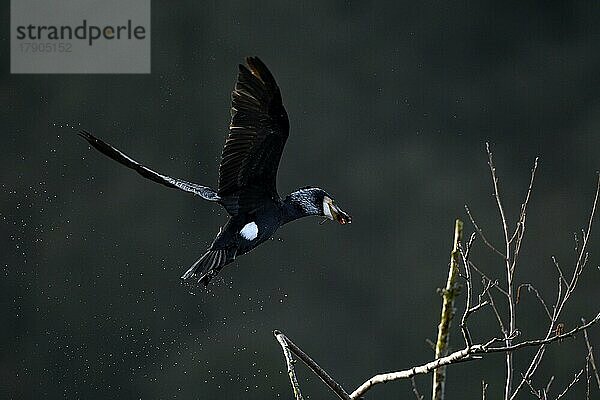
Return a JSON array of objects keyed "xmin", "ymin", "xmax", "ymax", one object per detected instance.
[
  {"xmin": 218, "ymin": 57, "xmax": 289, "ymax": 215},
  {"xmin": 79, "ymin": 130, "xmax": 219, "ymax": 201}
]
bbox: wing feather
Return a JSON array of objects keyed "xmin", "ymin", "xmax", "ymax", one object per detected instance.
[
  {"xmin": 79, "ymin": 130, "xmax": 219, "ymax": 201},
  {"xmin": 217, "ymin": 57, "xmax": 289, "ymax": 215}
]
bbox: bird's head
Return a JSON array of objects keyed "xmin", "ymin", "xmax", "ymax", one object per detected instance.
[
  {"xmin": 285, "ymin": 187, "xmax": 352, "ymax": 224},
  {"xmin": 303, "ymin": 187, "xmax": 351, "ymax": 225}
]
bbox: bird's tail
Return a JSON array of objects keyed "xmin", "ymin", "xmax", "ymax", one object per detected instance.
[{"xmin": 181, "ymin": 249, "xmax": 230, "ymax": 286}]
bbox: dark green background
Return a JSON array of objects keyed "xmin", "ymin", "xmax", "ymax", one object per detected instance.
[{"xmin": 3, "ymin": 1, "xmax": 600, "ymax": 399}]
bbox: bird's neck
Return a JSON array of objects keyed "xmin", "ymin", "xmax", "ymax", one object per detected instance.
[{"xmin": 281, "ymin": 190, "xmax": 321, "ymax": 225}]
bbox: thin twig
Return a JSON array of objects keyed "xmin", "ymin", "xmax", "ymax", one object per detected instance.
[
  {"xmin": 486, "ymin": 284, "xmax": 506, "ymax": 334},
  {"xmin": 586, "ymin": 360, "xmax": 591, "ymax": 400},
  {"xmin": 470, "ymin": 262, "xmax": 509, "ymax": 297},
  {"xmin": 523, "ymin": 374, "xmax": 543, "ymax": 400},
  {"xmin": 411, "ymin": 377, "xmax": 424, "ymax": 400},
  {"xmin": 545, "ymin": 375, "xmax": 555, "ymax": 395},
  {"xmin": 551, "ymin": 256, "xmax": 569, "ymax": 288},
  {"xmin": 582, "ymin": 321, "xmax": 600, "ymax": 389},
  {"xmin": 483, "ymin": 335, "xmax": 508, "ymax": 349},
  {"xmin": 510, "ymin": 157, "xmax": 538, "ymax": 264},
  {"xmin": 459, "ymin": 233, "xmax": 476, "ymax": 347},
  {"xmin": 467, "ymin": 301, "xmax": 490, "ymax": 315},
  {"xmin": 516, "ymin": 283, "xmax": 552, "ymax": 320},
  {"xmin": 465, "ymin": 205, "xmax": 507, "ymax": 259},
  {"xmin": 554, "ymin": 356, "xmax": 589, "ymax": 400}
]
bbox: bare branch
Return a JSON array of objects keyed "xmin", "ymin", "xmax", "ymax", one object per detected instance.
[
  {"xmin": 486, "ymin": 283, "xmax": 506, "ymax": 334},
  {"xmin": 482, "ymin": 148, "xmax": 540, "ymax": 400},
  {"xmin": 485, "ymin": 142, "xmax": 511, "ymax": 251},
  {"xmin": 459, "ymin": 234, "xmax": 476, "ymax": 347},
  {"xmin": 273, "ymin": 331, "xmax": 351, "ymax": 400},
  {"xmin": 554, "ymin": 357, "xmax": 589, "ymax": 400},
  {"xmin": 458, "ymin": 234, "xmax": 492, "ymax": 349},
  {"xmin": 582, "ymin": 321, "xmax": 600, "ymax": 389},
  {"xmin": 274, "ymin": 330, "xmax": 304, "ymax": 400},
  {"xmin": 350, "ymin": 348, "xmax": 480, "ymax": 399},
  {"xmin": 432, "ymin": 219, "xmax": 463, "ymax": 400},
  {"xmin": 583, "ymin": 173, "xmax": 600, "ymax": 244}
]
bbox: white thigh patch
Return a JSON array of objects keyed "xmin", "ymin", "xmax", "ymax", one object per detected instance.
[{"xmin": 240, "ymin": 222, "xmax": 258, "ymax": 240}]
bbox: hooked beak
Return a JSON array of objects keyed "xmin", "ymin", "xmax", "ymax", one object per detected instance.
[{"xmin": 328, "ymin": 201, "xmax": 352, "ymax": 225}]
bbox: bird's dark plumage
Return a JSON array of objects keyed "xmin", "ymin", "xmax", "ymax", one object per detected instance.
[
  {"xmin": 218, "ymin": 56, "xmax": 289, "ymax": 215},
  {"xmin": 80, "ymin": 57, "xmax": 351, "ymax": 286}
]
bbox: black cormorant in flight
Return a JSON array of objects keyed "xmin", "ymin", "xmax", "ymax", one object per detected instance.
[{"xmin": 79, "ymin": 57, "xmax": 351, "ymax": 285}]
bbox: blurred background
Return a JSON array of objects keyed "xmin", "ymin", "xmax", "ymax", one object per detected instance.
[{"xmin": 2, "ymin": 1, "xmax": 600, "ymax": 399}]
